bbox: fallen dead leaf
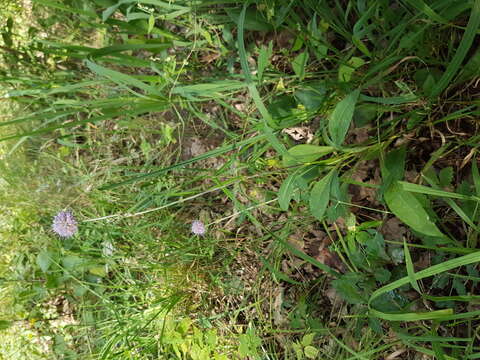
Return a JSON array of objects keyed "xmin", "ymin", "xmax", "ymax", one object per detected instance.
[
  {"xmin": 200, "ymin": 51, "xmax": 220, "ymax": 64},
  {"xmin": 281, "ymin": 126, "xmax": 314, "ymax": 143},
  {"xmin": 381, "ymin": 217, "xmax": 408, "ymax": 241},
  {"xmin": 351, "ymin": 126, "xmax": 370, "ymax": 143},
  {"xmin": 414, "ymin": 252, "xmax": 431, "ymax": 271},
  {"xmin": 316, "ymin": 248, "xmax": 346, "ymax": 273}
]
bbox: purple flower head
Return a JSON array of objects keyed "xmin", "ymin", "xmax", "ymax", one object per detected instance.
[
  {"xmin": 191, "ymin": 220, "xmax": 206, "ymax": 236},
  {"xmin": 52, "ymin": 210, "xmax": 78, "ymax": 238}
]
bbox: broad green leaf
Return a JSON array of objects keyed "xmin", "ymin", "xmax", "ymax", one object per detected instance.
[
  {"xmin": 309, "ymin": 170, "xmax": 335, "ymax": 221},
  {"xmin": 292, "ymin": 51, "xmax": 309, "ymax": 80},
  {"xmin": 381, "ymin": 146, "xmax": 406, "ymax": 192},
  {"xmin": 328, "ymin": 89, "xmax": 360, "ymax": 147},
  {"xmin": 37, "ymin": 251, "xmax": 52, "ymax": 273},
  {"xmin": 404, "ymin": 240, "xmax": 421, "ymax": 293},
  {"xmin": 283, "ymin": 144, "xmax": 335, "ymax": 166},
  {"xmin": 385, "ymin": 182, "xmax": 445, "ymax": 238}
]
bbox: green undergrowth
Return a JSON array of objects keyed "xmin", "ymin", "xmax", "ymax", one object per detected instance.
[{"xmin": 1, "ymin": 0, "xmax": 480, "ymax": 359}]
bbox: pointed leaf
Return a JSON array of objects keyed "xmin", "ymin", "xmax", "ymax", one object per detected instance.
[
  {"xmin": 278, "ymin": 169, "xmax": 302, "ymax": 211},
  {"xmin": 404, "ymin": 240, "xmax": 421, "ymax": 293},
  {"xmin": 385, "ymin": 182, "xmax": 444, "ymax": 238},
  {"xmin": 309, "ymin": 170, "xmax": 335, "ymax": 220},
  {"xmin": 328, "ymin": 89, "xmax": 360, "ymax": 147},
  {"xmin": 283, "ymin": 144, "xmax": 334, "ymax": 166},
  {"xmin": 292, "ymin": 51, "xmax": 309, "ymax": 80}
]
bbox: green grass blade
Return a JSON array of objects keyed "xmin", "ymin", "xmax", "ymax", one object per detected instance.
[
  {"xmin": 85, "ymin": 60, "xmax": 165, "ymax": 97},
  {"xmin": 402, "ymin": 0, "xmax": 448, "ymax": 24},
  {"xmin": 473, "ymin": 157, "xmax": 480, "ymax": 196},
  {"xmin": 404, "ymin": 239, "xmax": 421, "ymax": 293},
  {"xmin": 430, "ymin": 0, "xmax": 480, "ymax": 97},
  {"xmin": 369, "ymin": 251, "xmax": 480, "ymax": 321},
  {"xmin": 399, "ymin": 181, "xmax": 478, "ymax": 201}
]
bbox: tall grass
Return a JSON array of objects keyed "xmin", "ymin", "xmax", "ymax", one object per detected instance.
[{"xmin": 2, "ymin": 0, "xmax": 480, "ymax": 359}]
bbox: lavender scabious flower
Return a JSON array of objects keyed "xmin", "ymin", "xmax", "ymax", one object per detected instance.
[
  {"xmin": 52, "ymin": 210, "xmax": 78, "ymax": 238},
  {"xmin": 191, "ymin": 220, "xmax": 206, "ymax": 236}
]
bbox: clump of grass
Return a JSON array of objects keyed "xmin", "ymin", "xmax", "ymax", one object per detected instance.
[{"xmin": 2, "ymin": 0, "xmax": 480, "ymax": 359}]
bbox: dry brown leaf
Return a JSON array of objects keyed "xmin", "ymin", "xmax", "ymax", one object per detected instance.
[
  {"xmin": 381, "ymin": 217, "xmax": 408, "ymax": 240},
  {"xmin": 350, "ymin": 126, "xmax": 370, "ymax": 143},
  {"xmin": 200, "ymin": 51, "xmax": 220, "ymax": 64},
  {"xmin": 316, "ymin": 248, "xmax": 346, "ymax": 273},
  {"xmin": 281, "ymin": 126, "xmax": 314, "ymax": 143},
  {"xmin": 414, "ymin": 252, "xmax": 431, "ymax": 271}
]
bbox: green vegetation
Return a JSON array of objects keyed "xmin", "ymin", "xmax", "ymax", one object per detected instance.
[{"xmin": 1, "ymin": 0, "xmax": 480, "ymax": 359}]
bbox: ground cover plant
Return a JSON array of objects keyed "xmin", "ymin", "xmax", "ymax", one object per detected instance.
[{"xmin": 1, "ymin": 0, "xmax": 480, "ymax": 358}]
